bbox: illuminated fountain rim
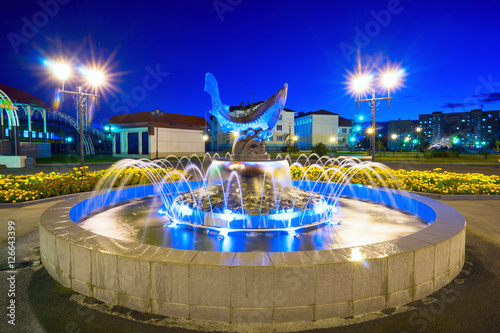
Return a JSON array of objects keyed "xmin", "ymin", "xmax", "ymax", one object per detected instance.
[
  {"xmin": 39, "ymin": 182, "xmax": 466, "ymax": 328},
  {"xmin": 167, "ymin": 199, "xmax": 334, "ymax": 233}
]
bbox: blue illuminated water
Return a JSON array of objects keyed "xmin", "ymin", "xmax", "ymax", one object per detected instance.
[{"xmin": 76, "ymin": 190, "xmax": 427, "ymax": 252}]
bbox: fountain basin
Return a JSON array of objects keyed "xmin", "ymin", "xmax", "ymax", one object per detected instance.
[{"xmin": 39, "ymin": 183, "xmax": 465, "ymax": 326}]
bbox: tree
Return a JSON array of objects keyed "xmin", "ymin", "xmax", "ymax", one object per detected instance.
[
  {"xmin": 495, "ymin": 140, "xmax": 500, "ymax": 153},
  {"xmin": 311, "ymin": 142, "xmax": 328, "ymax": 157}
]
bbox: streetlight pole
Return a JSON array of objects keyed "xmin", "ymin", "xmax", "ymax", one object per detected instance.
[
  {"xmin": 58, "ymin": 86, "xmax": 100, "ymax": 167},
  {"xmin": 152, "ymin": 108, "xmax": 163, "ymax": 159},
  {"xmin": 50, "ymin": 61, "xmax": 104, "ymax": 167},
  {"xmin": 355, "ymin": 90, "xmax": 392, "ymax": 162},
  {"xmin": 391, "ymin": 133, "xmax": 398, "ymax": 154},
  {"xmin": 288, "ymin": 122, "xmax": 292, "ymax": 159}
]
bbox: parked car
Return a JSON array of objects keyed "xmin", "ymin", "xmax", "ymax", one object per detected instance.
[{"xmin": 427, "ymin": 144, "xmax": 449, "ymax": 151}]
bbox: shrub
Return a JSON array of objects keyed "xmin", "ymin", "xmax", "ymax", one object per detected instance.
[
  {"xmin": 424, "ymin": 150, "xmax": 460, "ymax": 158},
  {"xmin": 311, "ymin": 142, "xmax": 329, "ymax": 157},
  {"xmin": 280, "ymin": 146, "xmax": 299, "ymax": 153}
]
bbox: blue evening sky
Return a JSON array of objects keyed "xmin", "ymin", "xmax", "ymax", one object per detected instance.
[{"xmin": 2, "ymin": 0, "xmax": 500, "ymax": 129}]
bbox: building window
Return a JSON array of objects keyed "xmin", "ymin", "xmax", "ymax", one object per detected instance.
[
  {"xmin": 142, "ymin": 132, "xmax": 149, "ymax": 155},
  {"xmin": 342, "ymin": 128, "xmax": 347, "ymax": 133},
  {"xmin": 277, "ymin": 135, "xmax": 283, "ymax": 141},
  {"xmin": 127, "ymin": 132, "xmax": 139, "ymax": 155},
  {"xmin": 277, "ymin": 125, "xmax": 282, "ymax": 131}
]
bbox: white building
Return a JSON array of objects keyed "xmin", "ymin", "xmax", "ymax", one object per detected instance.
[
  {"xmin": 337, "ymin": 116, "xmax": 352, "ymax": 149},
  {"xmin": 108, "ymin": 111, "xmax": 207, "ymax": 158},
  {"xmin": 294, "ymin": 110, "xmax": 339, "ymax": 149},
  {"xmin": 208, "ymin": 103, "xmax": 296, "ymax": 152}
]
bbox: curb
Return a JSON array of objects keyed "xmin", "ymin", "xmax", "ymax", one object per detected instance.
[
  {"xmin": 0, "ymin": 193, "xmax": 76, "ymax": 208},
  {"xmin": 409, "ymin": 192, "xmax": 500, "ymax": 200}
]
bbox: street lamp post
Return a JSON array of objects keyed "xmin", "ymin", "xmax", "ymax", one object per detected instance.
[
  {"xmin": 355, "ymin": 90, "xmax": 394, "ymax": 162},
  {"xmin": 347, "ymin": 63, "xmax": 404, "ymax": 162},
  {"xmin": 151, "ymin": 108, "xmax": 164, "ymax": 159},
  {"xmin": 50, "ymin": 61, "xmax": 104, "ymax": 167},
  {"xmin": 288, "ymin": 122, "xmax": 292, "ymax": 159},
  {"xmin": 391, "ymin": 133, "xmax": 398, "ymax": 154},
  {"xmin": 330, "ymin": 136, "xmax": 336, "ymax": 152},
  {"xmin": 415, "ymin": 127, "xmax": 422, "ymax": 151},
  {"xmin": 203, "ymin": 134, "xmax": 209, "ymax": 153},
  {"xmin": 104, "ymin": 126, "xmax": 114, "ymax": 154}
]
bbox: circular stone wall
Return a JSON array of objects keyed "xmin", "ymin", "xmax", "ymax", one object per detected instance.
[{"xmin": 39, "ymin": 184, "xmax": 465, "ymax": 326}]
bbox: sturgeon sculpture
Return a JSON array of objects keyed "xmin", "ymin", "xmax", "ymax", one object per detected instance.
[{"xmin": 204, "ymin": 73, "xmax": 288, "ymax": 156}]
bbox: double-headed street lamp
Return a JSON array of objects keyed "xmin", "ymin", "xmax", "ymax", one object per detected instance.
[
  {"xmin": 347, "ymin": 63, "xmax": 405, "ymax": 162},
  {"xmin": 152, "ymin": 108, "xmax": 164, "ymax": 159},
  {"xmin": 50, "ymin": 61, "xmax": 104, "ymax": 167}
]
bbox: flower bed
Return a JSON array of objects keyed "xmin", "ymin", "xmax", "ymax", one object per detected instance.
[
  {"xmin": 0, "ymin": 166, "xmax": 185, "ymax": 203},
  {"xmin": 290, "ymin": 166, "xmax": 500, "ymax": 195},
  {"xmin": 1, "ymin": 165, "xmax": 499, "ymax": 204}
]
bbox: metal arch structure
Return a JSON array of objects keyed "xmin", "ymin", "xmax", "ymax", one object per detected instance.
[
  {"xmin": 0, "ymin": 88, "xmax": 20, "ymax": 128},
  {"xmin": 8, "ymin": 103, "xmax": 103, "ymax": 156},
  {"xmin": 13, "ymin": 103, "xmax": 96, "ymax": 155},
  {"xmin": 15, "ymin": 103, "xmax": 48, "ymax": 143},
  {"xmin": 1, "ymin": 87, "xmax": 105, "ymax": 156},
  {"xmin": 0, "ymin": 88, "xmax": 21, "ymax": 155},
  {"xmin": 46, "ymin": 111, "xmax": 96, "ymax": 155}
]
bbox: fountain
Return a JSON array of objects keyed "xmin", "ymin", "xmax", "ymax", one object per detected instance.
[{"xmin": 39, "ymin": 74, "xmax": 465, "ymax": 328}]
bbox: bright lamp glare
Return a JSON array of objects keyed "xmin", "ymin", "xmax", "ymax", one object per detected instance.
[
  {"xmin": 391, "ymin": 134, "xmax": 397, "ymax": 139},
  {"xmin": 382, "ymin": 72, "xmax": 398, "ymax": 88},
  {"xmin": 367, "ymin": 127, "xmax": 374, "ymax": 134},
  {"xmin": 379, "ymin": 67, "xmax": 406, "ymax": 91},
  {"xmin": 53, "ymin": 62, "xmax": 70, "ymax": 81},
  {"xmin": 352, "ymin": 74, "xmax": 372, "ymax": 93},
  {"xmin": 86, "ymin": 69, "xmax": 104, "ymax": 86}
]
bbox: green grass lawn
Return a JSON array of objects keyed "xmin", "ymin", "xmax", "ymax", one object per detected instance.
[
  {"xmin": 374, "ymin": 152, "xmax": 500, "ymax": 164},
  {"xmin": 269, "ymin": 151, "xmax": 500, "ymax": 165}
]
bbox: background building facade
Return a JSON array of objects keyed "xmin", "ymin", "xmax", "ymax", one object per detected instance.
[
  {"xmin": 294, "ymin": 110, "xmax": 339, "ymax": 149},
  {"xmin": 337, "ymin": 116, "xmax": 352, "ymax": 150},
  {"xmin": 419, "ymin": 109, "xmax": 499, "ymax": 147},
  {"xmin": 108, "ymin": 111, "xmax": 207, "ymax": 158}
]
